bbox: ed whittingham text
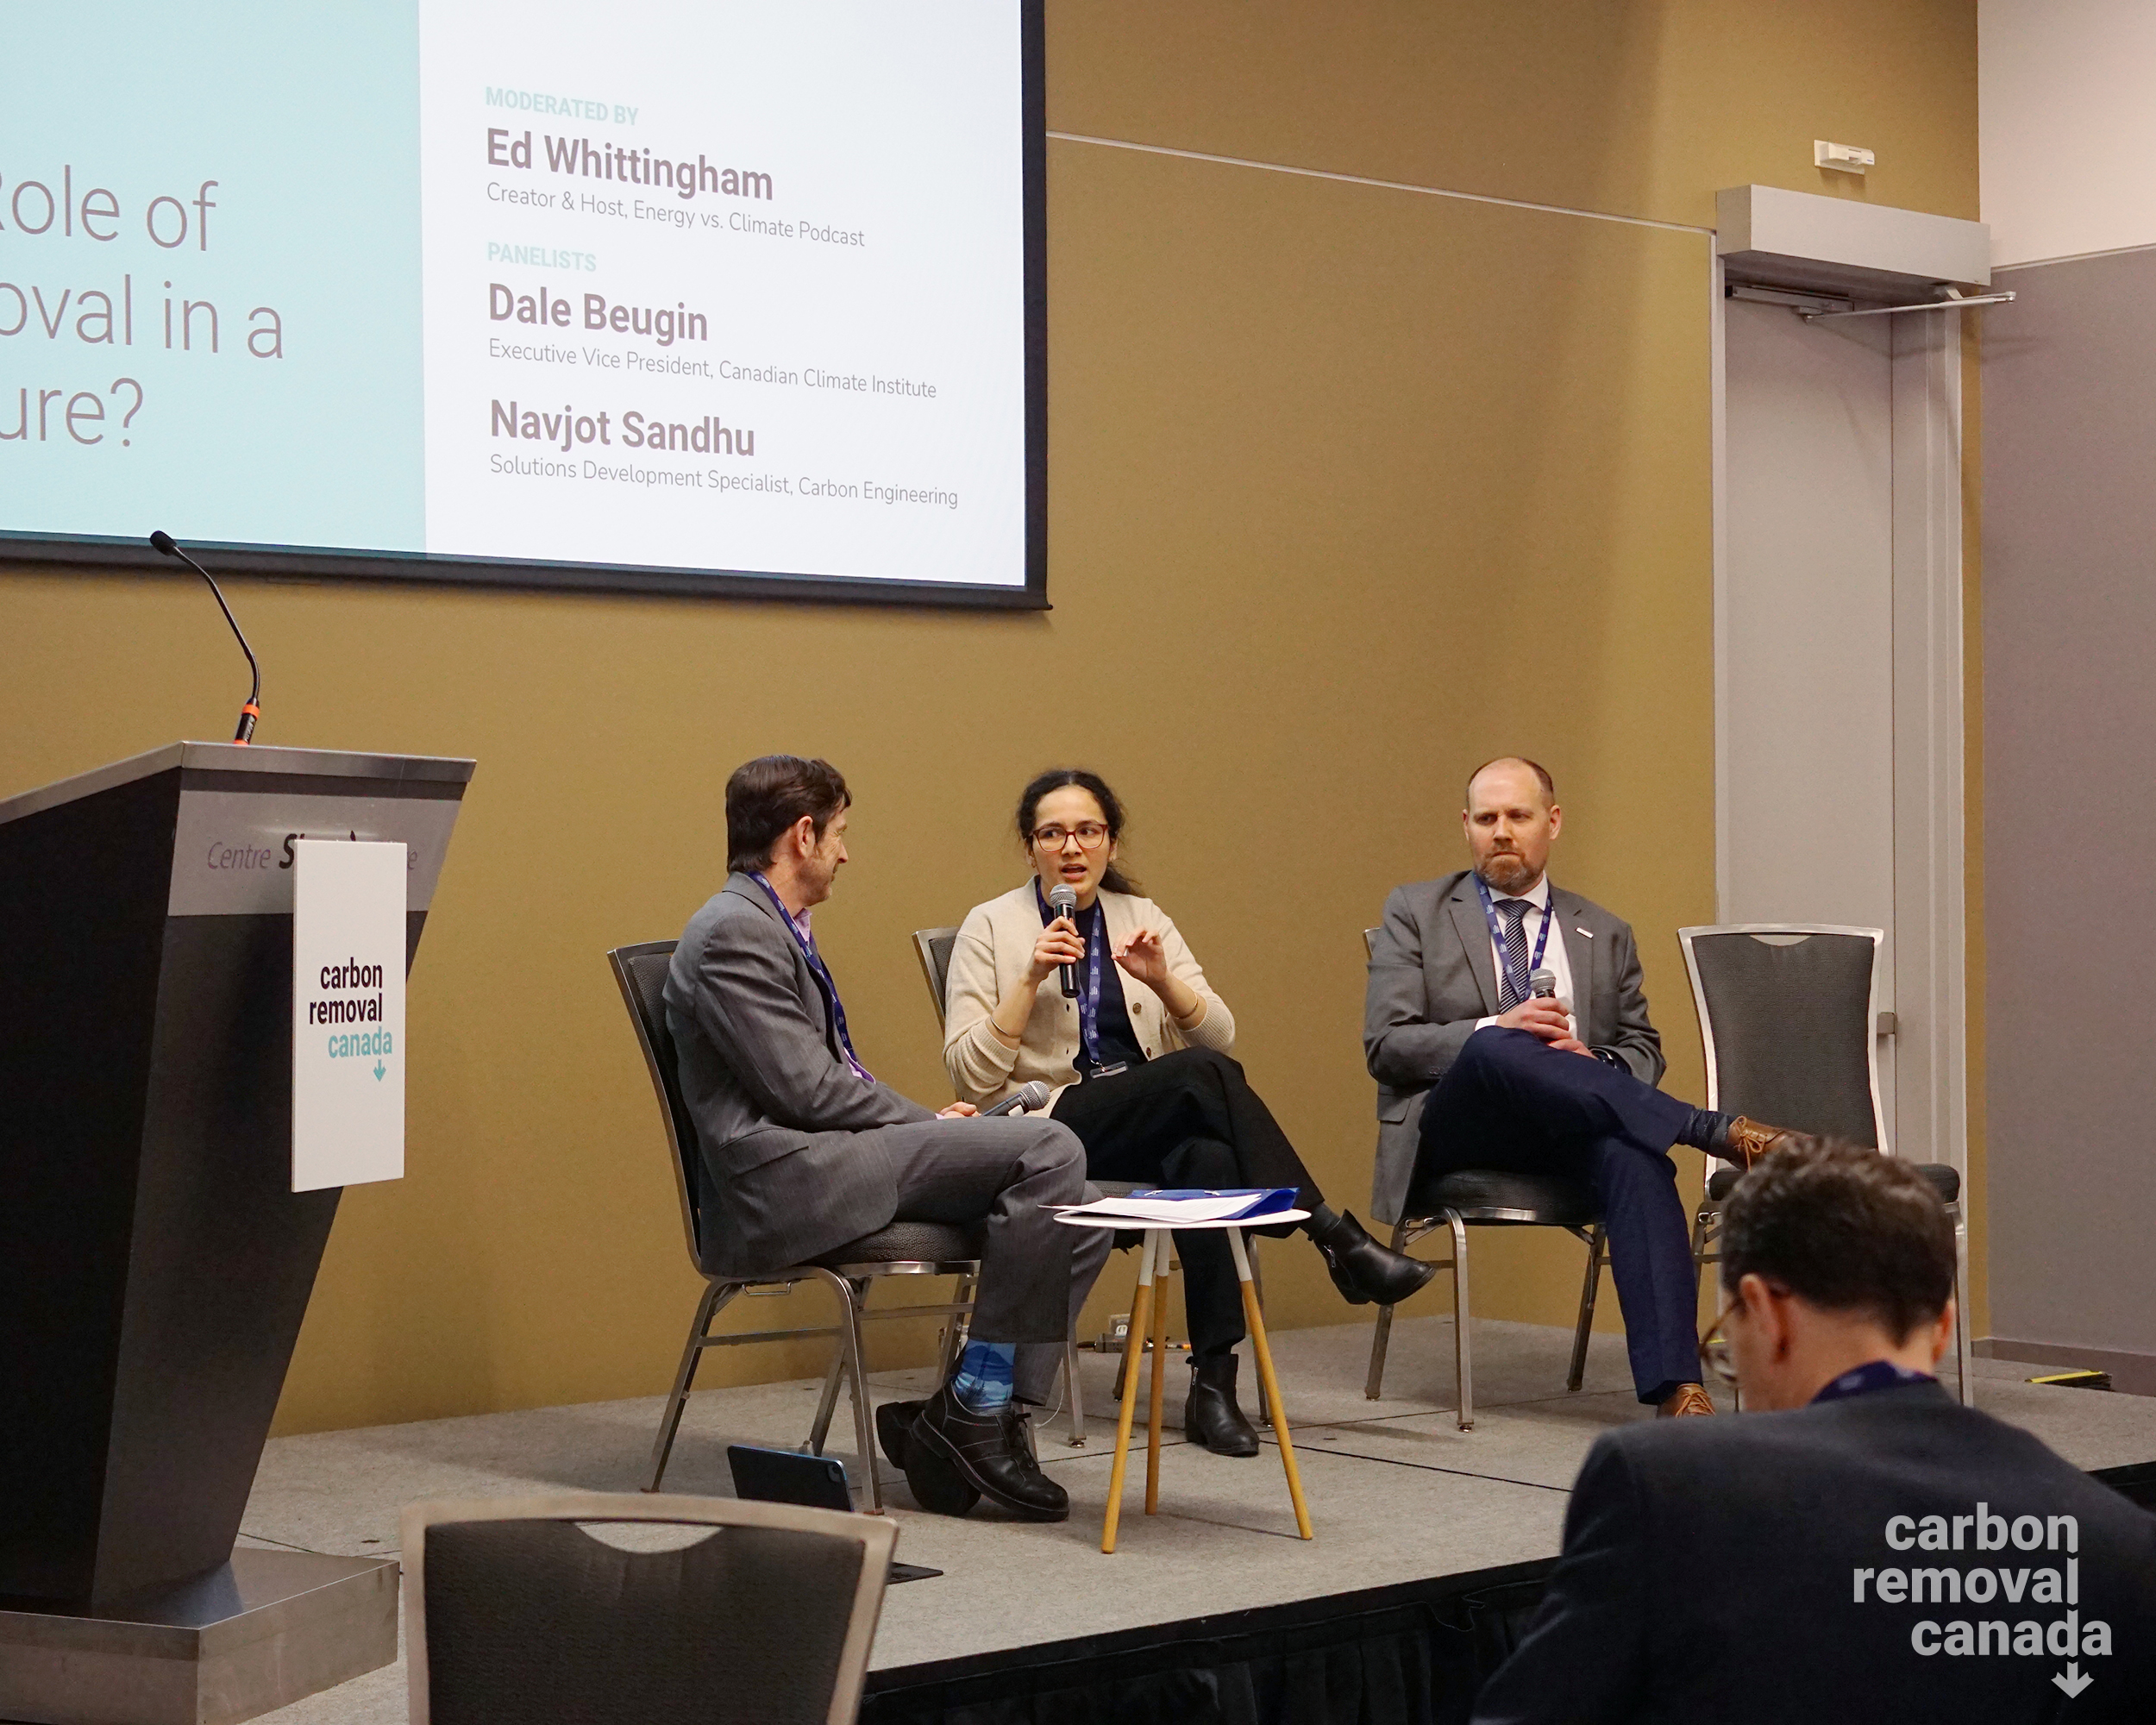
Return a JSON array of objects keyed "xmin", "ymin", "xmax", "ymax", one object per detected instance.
[
  {"xmin": 486, "ymin": 130, "xmax": 772, "ymax": 203},
  {"xmin": 492, "ymin": 399, "xmax": 753, "ymax": 455}
]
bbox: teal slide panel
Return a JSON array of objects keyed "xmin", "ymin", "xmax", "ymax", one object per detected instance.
[{"xmin": 0, "ymin": 3, "xmax": 423, "ymax": 552}]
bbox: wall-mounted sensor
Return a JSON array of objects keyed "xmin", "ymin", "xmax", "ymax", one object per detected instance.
[{"xmin": 1814, "ymin": 140, "xmax": 1875, "ymax": 175}]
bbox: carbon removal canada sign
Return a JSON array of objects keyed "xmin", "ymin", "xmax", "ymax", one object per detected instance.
[{"xmin": 291, "ymin": 838, "xmax": 407, "ymax": 1192}]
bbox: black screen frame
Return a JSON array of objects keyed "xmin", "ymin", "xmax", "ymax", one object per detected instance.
[{"xmin": 0, "ymin": 1, "xmax": 1048, "ymax": 612}]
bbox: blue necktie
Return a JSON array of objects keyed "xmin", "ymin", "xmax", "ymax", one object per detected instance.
[{"xmin": 1495, "ymin": 899, "xmax": 1532, "ymax": 1011}]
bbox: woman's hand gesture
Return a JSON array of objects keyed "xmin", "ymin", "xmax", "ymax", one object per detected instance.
[
  {"xmin": 1027, "ymin": 916, "xmax": 1087, "ymax": 986},
  {"xmin": 1112, "ymin": 928, "xmax": 1172, "ymax": 994}
]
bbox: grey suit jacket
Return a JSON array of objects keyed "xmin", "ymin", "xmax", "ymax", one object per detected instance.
[
  {"xmin": 1363, "ymin": 870, "xmax": 1664, "ymax": 1224},
  {"xmin": 662, "ymin": 873, "xmax": 935, "ymax": 1273}
]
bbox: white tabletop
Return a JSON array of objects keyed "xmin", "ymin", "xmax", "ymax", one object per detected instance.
[{"xmin": 1052, "ymin": 1208, "xmax": 1309, "ymax": 1232}]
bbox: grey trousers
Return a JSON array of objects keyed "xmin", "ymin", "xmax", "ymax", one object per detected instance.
[{"xmin": 878, "ymin": 1114, "xmax": 1111, "ymax": 1404}]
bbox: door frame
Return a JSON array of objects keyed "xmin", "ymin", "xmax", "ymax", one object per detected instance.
[{"xmin": 1709, "ymin": 254, "xmax": 1969, "ymax": 1178}]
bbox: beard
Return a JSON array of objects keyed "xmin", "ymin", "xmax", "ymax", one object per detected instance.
[{"xmin": 1476, "ymin": 852, "xmax": 1537, "ymax": 894}]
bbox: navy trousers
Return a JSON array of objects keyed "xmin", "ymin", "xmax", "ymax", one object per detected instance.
[{"xmin": 1414, "ymin": 1026, "xmax": 1700, "ymax": 1403}]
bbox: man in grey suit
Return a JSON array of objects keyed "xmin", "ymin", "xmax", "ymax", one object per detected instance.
[
  {"xmin": 1364, "ymin": 757, "xmax": 1796, "ymax": 1414},
  {"xmin": 664, "ymin": 755, "xmax": 1108, "ymax": 1520}
]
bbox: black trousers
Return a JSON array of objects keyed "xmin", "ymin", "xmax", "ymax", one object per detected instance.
[
  {"xmin": 1415, "ymin": 1026, "xmax": 1700, "ymax": 1403},
  {"xmin": 1050, "ymin": 1047, "xmax": 1321, "ymax": 1360}
]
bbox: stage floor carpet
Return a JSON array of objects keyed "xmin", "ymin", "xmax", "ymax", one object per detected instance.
[{"xmin": 236, "ymin": 1314, "xmax": 2156, "ymax": 1724}]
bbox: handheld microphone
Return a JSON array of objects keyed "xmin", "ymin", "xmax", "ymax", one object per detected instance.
[
  {"xmin": 1046, "ymin": 881, "xmax": 1080, "ymax": 998},
  {"xmin": 150, "ymin": 531, "xmax": 260, "ymax": 743},
  {"xmin": 1529, "ymin": 968, "xmax": 1557, "ymax": 998},
  {"xmin": 982, "ymin": 1080, "xmax": 1052, "ymax": 1118}
]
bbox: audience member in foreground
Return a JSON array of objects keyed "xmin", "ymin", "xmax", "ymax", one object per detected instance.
[
  {"xmin": 1367, "ymin": 756, "xmax": 1803, "ymax": 1416},
  {"xmin": 663, "ymin": 756, "xmax": 1107, "ymax": 1521},
  {"xmin": 1472, "ymin": 1141, "xmax": 2156, "ymax": 1723},
  {"xmin": 933, "ymin": 767, "xmax": 1433, "ymax": 1455}
]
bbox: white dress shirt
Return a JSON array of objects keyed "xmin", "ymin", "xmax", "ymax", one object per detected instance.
[{"xmin": 1473, "ymin": 875, "xmax": 1576, "ymax": 1037}]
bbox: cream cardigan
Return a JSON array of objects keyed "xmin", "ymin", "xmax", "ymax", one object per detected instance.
[{"xmin": 942, "ymin": 883, "xmax": 1236, "ymax": 1109}]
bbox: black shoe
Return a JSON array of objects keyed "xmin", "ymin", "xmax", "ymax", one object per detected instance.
[
  {"xmin": 874, "ymin": 1399, "xmax": 924, "ymax": 1471},
  {"xmin": 1184, "ymin": 1354, "xmax": 1260, "ymax": 1457},
  {"xmin": 879, "ymin": 1396, "xmax": 981, "ymax": 1515},
  {"xmin": 906, "ymin": 1386, "xmax": 1069, "ymax": 1521},
  {"xmin": 1313, "ymin": 1210, "xmax": 1437, "ymax": 1307}
]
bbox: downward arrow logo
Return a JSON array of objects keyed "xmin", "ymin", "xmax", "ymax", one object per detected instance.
[
  {"xmin": 373, "ymin": 1060, "xmax": 385, "ymax": 1081},
  {"xmin": 2053, "ymin": 1661, "xmax": 2094, "ymax": 1697}
]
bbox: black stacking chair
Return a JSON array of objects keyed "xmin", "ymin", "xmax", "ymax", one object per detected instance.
[
  {"xmin": 1359, "ymin": 929, "xmax": 1609, "ymax": 1430},
  {"xmin": 1678, "ymin": 924, "xmax": 1971, "ymax": 1402},
  {"xmin": 403, "ymin": 1492, "xmax": 893, "ymax": 1725},
  {"xmin": 608, "ymin": 942, "xmax": 981, "ymax": 1510}
]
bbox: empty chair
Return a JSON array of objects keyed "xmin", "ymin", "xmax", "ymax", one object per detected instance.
[
  {"xmin": 403, "ymin": 1492, "xmax": 893, "ymax": 1725},
  {"xmin": 1677, "ymin": 923, "xmax": 1971, "ymax": 1402}
]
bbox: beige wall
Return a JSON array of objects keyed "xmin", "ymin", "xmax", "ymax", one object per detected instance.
[{"xmin": 0, "ymin": 3, "xmax": 1979, "ymax": 1433}]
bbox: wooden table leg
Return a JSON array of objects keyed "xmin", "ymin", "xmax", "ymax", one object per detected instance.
[
  {"xmin": 1100, "ymin": 1233, "xmax": 1157, "ymax": 1553},
  {"xmin": 1145, "ymin": 1230, "xmax": 1169, "ymax": 1515},
  {"xmin": 1229, "ymin": 1226, "xmax": 1312, "ymax": 1540}
]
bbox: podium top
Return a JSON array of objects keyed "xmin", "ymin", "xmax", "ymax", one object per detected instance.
[{"xmin": 0, "ymin": 742, "xmax": 477, "ymax": 829}]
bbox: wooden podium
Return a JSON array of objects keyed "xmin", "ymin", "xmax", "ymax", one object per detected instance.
[{"xmin": 0, "ymin": 742, "xmax": 473, "ymax": 1725}]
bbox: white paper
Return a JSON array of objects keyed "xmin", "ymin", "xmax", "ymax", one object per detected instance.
[
  {"xmin": 291, "ymin": 840, "xmax": 408, "ymax": 1191},
  {"xmin": 1054, "ymin": 1193, "xmax": 1282, "ymax": 1226}
]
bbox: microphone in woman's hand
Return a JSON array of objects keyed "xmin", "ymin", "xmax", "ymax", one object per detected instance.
[
  {"xmin": 982, "ymin": 1081, "xmax": 1052, "ymax": 1117},
  {"xmin": 1047, "ymin": 882, "xmax": 1080, "ymax": 997}
]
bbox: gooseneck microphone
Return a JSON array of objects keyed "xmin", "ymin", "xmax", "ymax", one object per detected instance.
[
  {"xmin": 982, "ymin": 1080, "xmax": 1052, "ymax": 1117},
  {"xmin": 150, "ymin": 530, "xmax": 260, "ymax": 743},
  {"xmin": 1047, "ymin": 881, "xmax": 1080, "ymax": 998}
]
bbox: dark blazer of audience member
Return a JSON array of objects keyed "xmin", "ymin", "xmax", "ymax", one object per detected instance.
[
  {"xmin": 1471, "ymin": 1143, "xmax": 2156, "ymax": 1724},
  {"xmin": 940, "ymin": 768, "xmax": 1432, "ymax": 1456}
]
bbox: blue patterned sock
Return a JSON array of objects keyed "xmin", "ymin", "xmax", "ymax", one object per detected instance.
[
  {"xmin": 1681, "ymin": 1109, "xmax": 1733, "ymax": 1153},
  {"xmin": 950, "ymin": 1340, "xmax": 1016, "ymax": 1414}
]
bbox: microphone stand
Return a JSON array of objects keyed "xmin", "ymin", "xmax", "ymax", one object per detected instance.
[{"xmin": 150, "ymin": 532, "xmax": 260, "ymax": 743}]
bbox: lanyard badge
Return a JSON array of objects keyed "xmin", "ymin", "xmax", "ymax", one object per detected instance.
[
  {"xmin": 749, "ymin": 873, "xmax": 874, "ymax": 1083},
  {"xmin": 1472, "ymin": 873, "xmax": 1553, "ymax": 1003}
]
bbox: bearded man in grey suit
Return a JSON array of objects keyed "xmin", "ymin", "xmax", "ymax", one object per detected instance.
[
  {"xmin": 664, "ymin": 756, "xmax": 1108, "ymax": 1520},
  {"xmin": 1364, "ymin": 756, "xmax": 1799, "ymax": 1416}
]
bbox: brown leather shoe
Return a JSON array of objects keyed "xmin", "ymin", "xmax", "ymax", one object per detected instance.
[
  {"xmin": 1657, "ymin": 1383, "xmax": 1715, "ymax": 1419},
  {"xmin": 1722, "ymin": 1116, "xmax": 1806, "ymax": 1170}
]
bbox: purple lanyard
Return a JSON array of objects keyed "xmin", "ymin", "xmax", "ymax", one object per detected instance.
[
  {"xmin": 1811, "ymin": 1359, "xmax": 1933, "ymax": 1405},
  {"xmin": 749, "ymin": 874, "xmax": 874, "ymax": 1083},
  {"xmin": 1039, "ymin": 885, "xmax": 1107, "ymax": 1067},
  {"xmin": 1472, "ymin": 873, "xmax": 1553, "ymax": 1002}
]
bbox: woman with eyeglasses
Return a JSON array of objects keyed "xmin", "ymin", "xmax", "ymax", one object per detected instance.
[{"xmin": 942, "ymin": 768, "xmax": 1434, "ymax": 1455}]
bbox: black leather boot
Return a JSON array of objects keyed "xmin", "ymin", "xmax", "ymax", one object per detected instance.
[
  {"xmin": 1184, "ymin": 1353, "xmax": 1260, "ymax": 1457},
  {"xmin": 1313, "ymin": 1209, "xmax": 1437, "ymax": 1306},
  {"xmin": 906, "ymin": 1386, "xmax": 1069, "ymax": 1521}
]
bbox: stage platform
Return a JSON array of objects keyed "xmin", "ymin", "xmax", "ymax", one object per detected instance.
[{"xmin": 231, "ymin": 1314, "xmax": 2156, "ymax": 1725}]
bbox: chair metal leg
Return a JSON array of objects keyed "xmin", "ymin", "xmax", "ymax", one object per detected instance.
[
  {"xmin": 1951, "ymin": 1202, "xmax": 1974, "ymax": 1407},
  {"xmin": 1063, "ymin": 1338, "xmax": 1087, "ymax": 1446},
  {"xmin": 1566, "ymin": 1225, "xmax": 1605, "ymax": 1392},
  {"xmin": 1363, "ymin": 1216, "xmax": 1416, "ymax": 1401},
  {"xmin": 937, "ymin": 1274, "xmax": 978, "ymax": 1380},
  {"xmin": 646, "ymin": 1279, "xmax": 730, "ymax": 1492},
  {"xmin": 1247, "ymin": 1239, "xmax": 1271, "ymax": 1426},
  {"xmin": 817, "ymin": 1270, "xmax": 882, "ymax": 1512},
  {"xmin": 1450, "ymin": 1213, "xmax": 1474, "ymax": 1431},
  {"xmin": 807, "ymin": 1346, "xmax": 847, "ymax": 1455}
]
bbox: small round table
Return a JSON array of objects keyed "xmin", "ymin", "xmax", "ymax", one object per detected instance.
[{"xmin": 1056, "ymin": 1209, "xmax": 1314, "ymax": 1552}]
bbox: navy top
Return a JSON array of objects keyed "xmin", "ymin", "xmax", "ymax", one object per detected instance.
[{"xmin": 1036, "ymin": 882, "xmax": 1148, "ymax": 1076}]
